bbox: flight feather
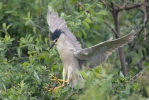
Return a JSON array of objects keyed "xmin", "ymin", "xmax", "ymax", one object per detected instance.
[
  {"xmin": 47, "ymin": 10, "xmax": 82, "ymax": 50},
  {"xmin": 74, "ymin": 30, "xmax": 136, "ymax": 68}
]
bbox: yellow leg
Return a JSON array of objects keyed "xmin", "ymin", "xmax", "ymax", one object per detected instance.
[
  {"xmin": 51, "ymin": 79, "xmax": 68, "ymax": 83},
  {"xmin": 48, "ymin": 81, "xmax": 68, "ymax": 92},
  {"xmin": 50, "ymin": 74, "xmax": 68, "ymax": 84},
  {"xmin": 49, "ymin": 74, "xmax": 68, "ymax": 91}
]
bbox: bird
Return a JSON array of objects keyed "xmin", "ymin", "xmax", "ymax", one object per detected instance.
[{"xmin": 47, "ymin": 9, "xmax": 136, "ymax": 90}]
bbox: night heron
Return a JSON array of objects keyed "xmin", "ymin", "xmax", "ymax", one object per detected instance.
[{"xmin": 47, "ymin": 10, "xmax": 136, "ymax": 90}]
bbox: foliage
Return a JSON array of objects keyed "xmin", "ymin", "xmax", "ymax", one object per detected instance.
[{"xmin": 0, "ymin": 0, "xmax": 149, "ymax": 100}]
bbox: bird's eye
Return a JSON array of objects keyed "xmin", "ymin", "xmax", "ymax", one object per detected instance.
[{"xmin": 55, "ymin": 39, "xmax": 58, "ymax": 42}]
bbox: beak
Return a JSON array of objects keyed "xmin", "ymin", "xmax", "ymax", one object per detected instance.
[{"xmin": 49, "ymin": 41, "xmax": 55, "ymax": 50}]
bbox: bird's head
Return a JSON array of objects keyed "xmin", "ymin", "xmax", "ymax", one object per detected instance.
[{"xmin": 49, "ymin": 29, "xmax": 63, "ymax": 49}]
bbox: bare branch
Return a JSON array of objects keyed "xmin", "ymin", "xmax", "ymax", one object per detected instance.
[
  {"xmin": 34, "ymin": 24, "xmax": 48, "ymax": 35},
  {"xmin": 50, "ymin": 87, "xmax": 55, "ymax": 100},
  {"xmin": 110, "ymin": 2, "xmax": 127, "ymax": 76},
  {"xmin": 130, "ymin": 66, "xmax": 149, "ymax": 82},
  {"xmin": 142, "ymin": 2, "xmax": 148, "ymax": 37},
  {"xmin": 40, "ymin": 83, "xmax": 53, "ymax": 100},
  {"xmin": 77, "ymin": 1, "xmax": 90, "ymax": 13},
  {"xmin": 64, "ymin": 91, "xmax": 78, "ymax": 100},
  {"xmin": 117, "ymin": 3, "xmax": 144, "ymax": 11},
  {"xmin": 119, "ymin": 0, "xmax": 125, "ymax": 6},
  {"xmin": 77, "ymin": 1, "xmax": 85, "ymax": 10},
  {"xmin": 104, "ymin": 21, "xmax": 119, "ymax": 37}
]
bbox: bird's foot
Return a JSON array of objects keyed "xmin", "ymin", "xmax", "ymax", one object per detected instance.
[
  {"xmin": 50, "ymin": 74, "xmax": 68, "ymax": 84},
  {"xmin": 48, "ymin": 80, "xmax": 68, "ymax": 92},
  {"xmin": 48, "ymin": 84, "xmax": 65, "ymax": 92},
  {"xmin": 49, "ymin": 75, "xmax": 68, "ymax": 92}
]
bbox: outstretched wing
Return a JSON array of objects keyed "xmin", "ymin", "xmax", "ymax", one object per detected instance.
[
  {"xmin": 74, "ymin": 30, "xmax": 136, "ymax": 68},
  {"xmin": 47, "ymin": 10, "xmax": 82, "ymax": 50}
]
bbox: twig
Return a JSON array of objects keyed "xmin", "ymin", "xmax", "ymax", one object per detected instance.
[
  {"xmin": 66, "ymin": 1, "xmax": 70, "ymax": 14},
  {"xmin": 104, "ymin": 21, "xmax": 119, "ymax": 37},
  {"xmin": 6, "ymin": 48, "xmax": 14, "ymax": 56},
  {"xmin": 117, "ymin": 3, "xmax": 143, "ymax": 11},
  {"xmin": 142, "ymin": 2, "xmax": 148, "ymax": 38},
  {"xmin": 62, "ymin": 0, "xmax": 66, "ymax": 13},
  {"xmin": 77, "ymin": 1, "xmax": 90, "ymax": 13},
  {"xmin": 34, "ymin": 24, "xmax": 48, "ymax": 35},
  {"xmin": 119, "ymin": 0, "xmax": 125, "ymax": 6},
  {"xmin": 40, "ymin": 76, "xmax": 58, "ymax": 100},
  {"xmin": 40, "ymin": 83, "xmax": 53, "ymax": 100},
  {"xmin": 64, "ymin": 91, "xmax": 78, "ymax": 100},
  {"xmin": 50, "ymin": 87, "xmax": 55, "ymax": 100},
  {"xmin": 77, "ymin": 1, "xmax": 85, "ymax": 10},
  {"xmin": 130, "ymin": 66, "xmax": 149, "ymax": 82},
  {"xmin": 137, "ymin": 7, "xmax": 144, "ymax": 14}
]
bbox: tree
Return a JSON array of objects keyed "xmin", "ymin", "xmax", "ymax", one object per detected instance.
[{"xmin": 0, "ymin": 0, "xmax": 149, "ymax": 99}]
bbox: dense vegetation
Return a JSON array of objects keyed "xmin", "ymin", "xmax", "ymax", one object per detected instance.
[{"xmin": 0, "ymin": 0, "xmax": 149, "ymax": 100}]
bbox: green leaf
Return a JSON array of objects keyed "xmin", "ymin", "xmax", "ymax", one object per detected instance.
[
  {"xmin": 27, "ymin": 12, "xmax": 30, "ymax": 18},
  {"xmin": 4, "ymin": 35, "xmax": 10, "ymax": 42},
  {"xmin": 81, "ymin": 29, "xmax": 87, "ymax": 38},
  {"xmin": 85, "ymin": 18, "xmax": 92, "ymax": 23},
  {"xmin": 17, "ymin": 47, "xmax": 21, "ymax": 57},
  {"xmin": 0, "ymin": 2, "xmax": 2, "ymax": 10},
  {"xmin": 82, "ymin": 21, "xmax": 90, "ymax": 29},
  {"xmin": 119, "ymin": 71, "xmax": 124, "ymax": 77},
  {"xmin": 29, "ymin": 37, "xmax": 33, "ymax": 42},
  {"xmin": 22, "ymin": 62, "xmax": 31, "ymax": 67},
  {"xmin": 34, "ymin": 71, "xmax": 39, "ymax": 80},
  {"xmin": 88, "ymin": 8, "xmax": 95, "ymax": 15},
  {"xmin": 97, "ymin": 3, "xmax": 103, "ymax": 8},
  {"xmin": 69, "ymin": 0, "xmax": 77, "ymax": 4},
  {"xmin": 98, "ymin": 10, "xmax": 108, "ymax": 15},
  {"xmin": 6, "ymin": 24, "xmax": 12, "ymax": 30},
  {"xmin": 124, "ymin": 85, "xmax": 131, "ymax": 95},
  {"xmin": 3, "ymin": 23, "xmax": 6, "ymax": 30}
]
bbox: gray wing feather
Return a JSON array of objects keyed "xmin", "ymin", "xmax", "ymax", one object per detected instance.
[
  {"xmin": 47, "ymin": 10, "xmax": 59, "ymax": 32},
  {"xmin": 74, "ymin": 30, "xmax": 136, "ymax": 68},
  {"xmin": 47, "ymin": 10, "xmax": 82, "ymax": 50}
]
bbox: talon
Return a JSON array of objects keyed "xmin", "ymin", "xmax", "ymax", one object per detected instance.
[
  {"xmin": 49, "ymin": 75, "xmax": 68, "ymax": 92},
  {"xmin": 50, "ymin": 74, "xmax": 58, "ymax": 79},
  {"xmin": 50, "ymin": 75, "xmax": 68, "ymax": 84},
  {"xmin": 48, "ymin": 88, "xmax": 53, "ymax": 92},
  {"xmin": 48, "ymin": 87, "xmax": 57, "ymax": 92},
  {"xmin": 48, "ymin": 83, "xmax": 66, "ymax": 92},
  {"xmin": 50, "ymin": 74, "xmax": 61, "ymax": 84}
]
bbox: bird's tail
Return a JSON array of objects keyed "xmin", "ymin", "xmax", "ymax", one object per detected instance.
[{"xmin": 68, "ymin": 73, "xmax": 84, "ymax": 89}]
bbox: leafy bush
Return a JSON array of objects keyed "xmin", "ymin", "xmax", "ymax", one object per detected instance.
[{"xmin": 0, "ymin": 0, "xmax": 149, "ymax": 100}]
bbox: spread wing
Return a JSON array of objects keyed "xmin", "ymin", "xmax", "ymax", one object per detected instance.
[
  {"xmin": 74, "ymin": 30, "xmax": 136, "ymax": 68},
  {"xmin": 47, "ymin": 9, "xmax": 82, "ymax": 50}
]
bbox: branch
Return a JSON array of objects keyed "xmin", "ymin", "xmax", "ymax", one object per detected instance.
[
  {"xmin": 110, "ymin": 2, "xmax": 128, "ymax": 76},
  {"xmin": 142, "ymin": 2, "xmax": 148, "ymax": 37},
  {"xmin": 117, "ymin": 3, "xmax": 144, "ymax": 11},
  {"xmin": 77, "ymin": 1, "xmax": 90, "ymax": 13},
  {"xmin": 119, "ymin": 0, "xmax": 125, "ymax": 6},
  {"xmin": 64, "ymin": 91, "xmax": 78, "ymax": 100},
  {"xmin": 77, "ymin": 1, "xmax": 85, "ymax": 10},
  {"xmin": 40, "ymin": 83, "xmax": 53, "ymax": 100},
  {"xmin": 50, "ymin": 88, "xmax": 55, "ymax": 100},
  {"xmin": 104, "ymin": 21, "xmax": 119, "ymax": 37},
  {"xmin": 34, "ymin": 24, "xmax": 48, "ymax": 35},
  {"xmin": 130, "ymin": 66, "xmax": 149, "ymax": 82}
]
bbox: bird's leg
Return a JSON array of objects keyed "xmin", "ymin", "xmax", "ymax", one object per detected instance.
[
  {"xmin": 49, "ymin": 69, "xmax": 68, "ymax": 91},
  {"xmin": 50, "ymin": 74, "xmax": 68, "ymax": 84},
  {"xmin": 49, "ymin": 80, "xmax": 68, "ymax": 91}
]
